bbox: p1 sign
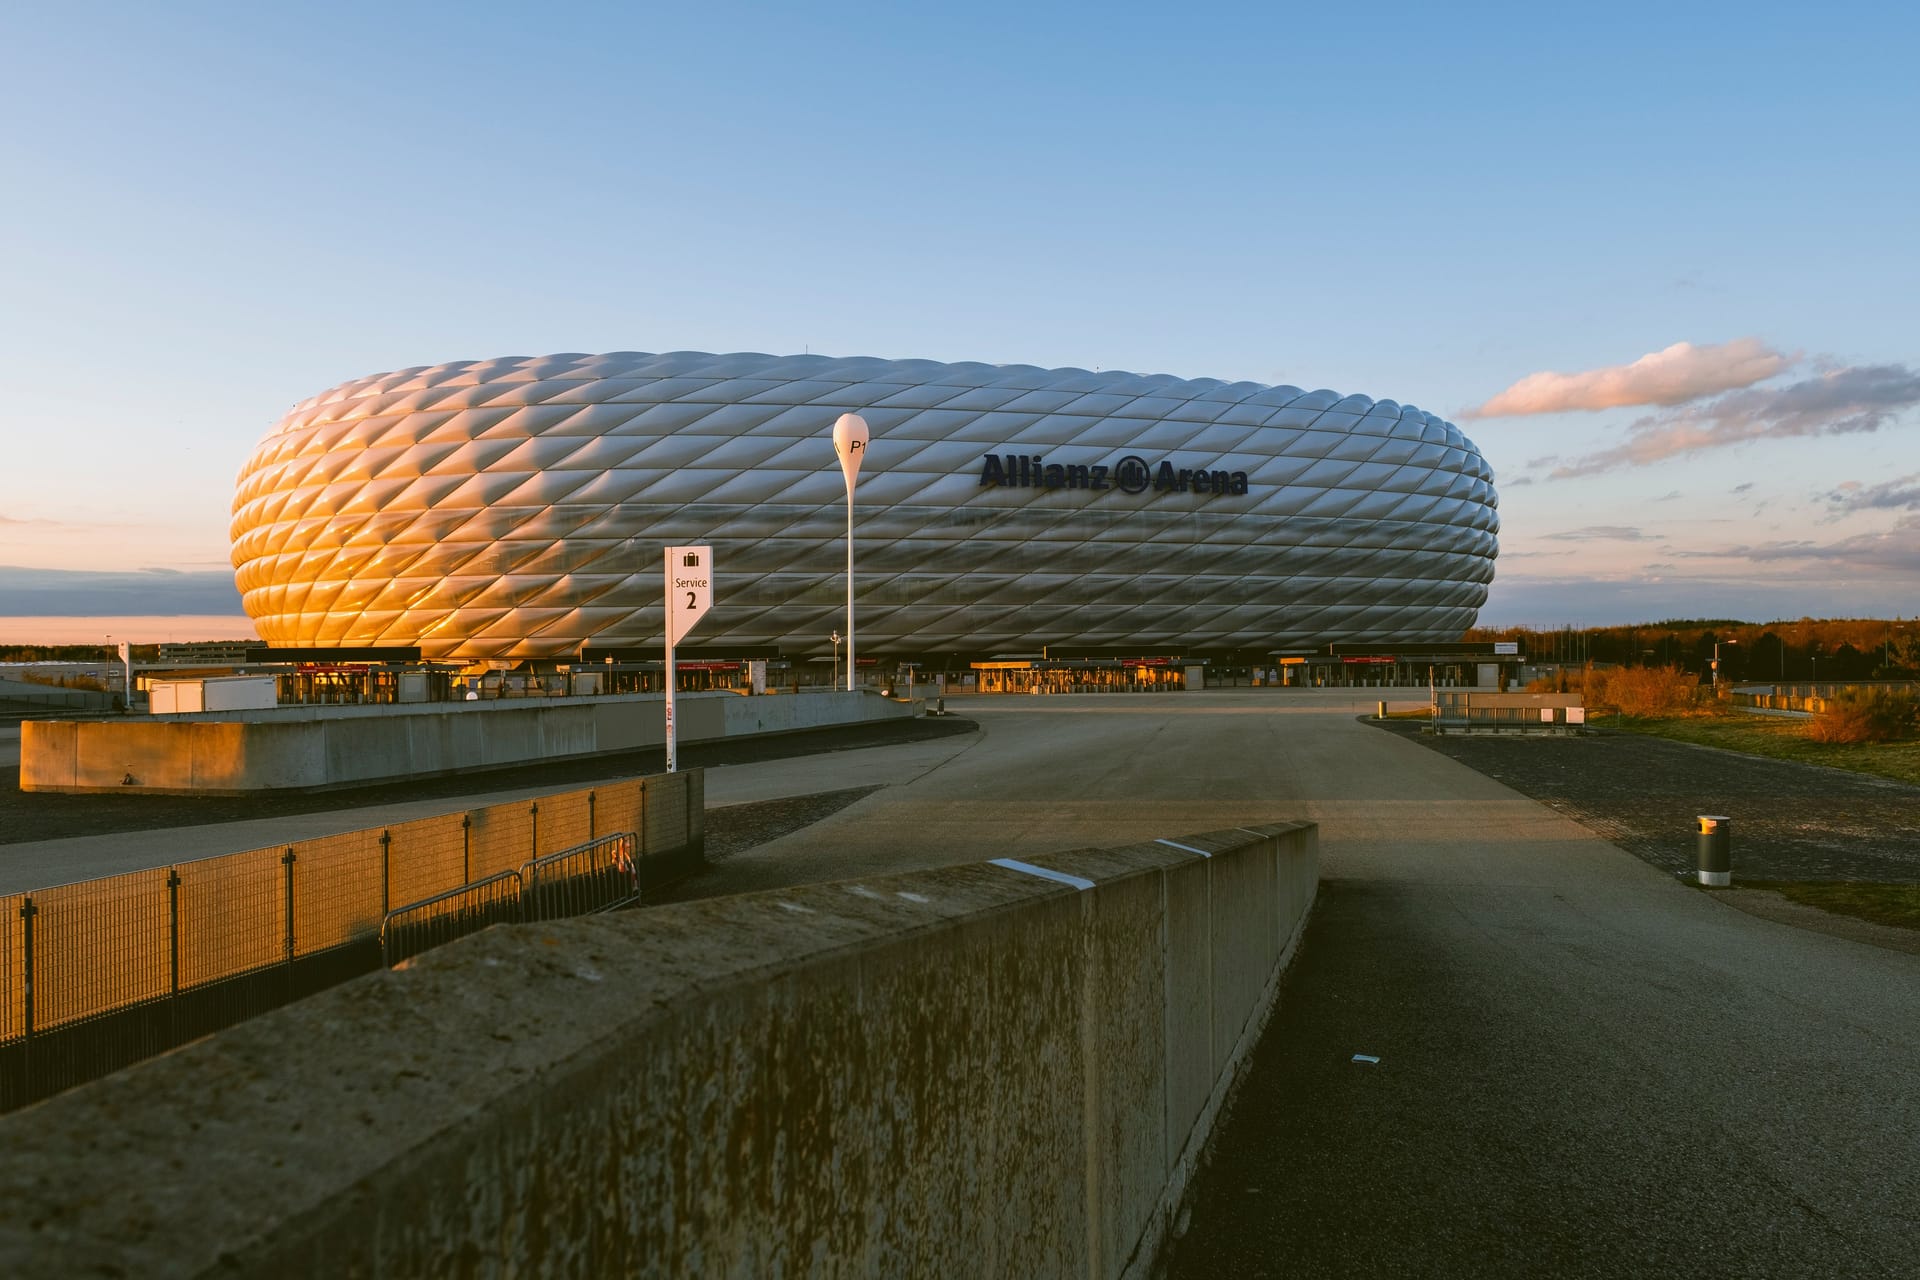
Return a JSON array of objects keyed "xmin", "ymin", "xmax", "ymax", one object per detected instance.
[{"xmin": 665, "ymin": 546, "xmax": 714, "ymax": 645}]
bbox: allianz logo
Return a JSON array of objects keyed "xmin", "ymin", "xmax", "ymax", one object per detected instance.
[{"xmin": 978, "ymin": 453, "xmax": 1252, "ymax": 497}]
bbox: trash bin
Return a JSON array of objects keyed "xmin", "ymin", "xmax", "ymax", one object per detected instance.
[{"xmin": 1696, "ymin": 815, "xmax": 1731, "ymax": 887}]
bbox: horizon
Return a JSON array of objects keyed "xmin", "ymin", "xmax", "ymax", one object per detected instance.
[{"xmin": 0, "ymin": 612, "xmax": 1908, "ymax": 652}]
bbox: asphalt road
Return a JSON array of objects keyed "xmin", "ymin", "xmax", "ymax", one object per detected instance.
[{"xmin": 663, "ymin": 687, "xmax": 1430, "ymax": 899}]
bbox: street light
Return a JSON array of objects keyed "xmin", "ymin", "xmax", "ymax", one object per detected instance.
[
  {"xmin": 1712, "ymin": 638, "xmax": 1738, "ymax": 689},
  {"xmin": 830, "ymin": 629, "xmax": 841, "ymax": 688},
  {"xmin": 831, "ymin": 413, "xmax": 870, "ymax": 693}
]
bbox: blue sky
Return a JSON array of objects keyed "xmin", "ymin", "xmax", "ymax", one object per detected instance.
[{"xmin": 2, "ymin": 1, "xmax": 1916, "ymax": 638}]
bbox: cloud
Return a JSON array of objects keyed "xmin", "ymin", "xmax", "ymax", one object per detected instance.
[
  {"xmin": 1706, "ymin": 514, "xmax": 1920, "ymax": 574},
  {"xmin": 1826, "ymin": 472, "xmax": 1920, "ymax": 513},
  {"xmin": 1731, "ymin": 482, "xmax": 1754, "ymax": 494},
  {"xmin": 1545, "ymin": 363, "xmax": 1920, "ymax": 479},
  {"xmin": 1467, "ymin": 338, "xmax": 1792, "ymax": 418},
  {"xmin": 1541, "ymin": 525, "xmax": 1656, "ymax": 542},
  {"xmin": 0, "ymin": 566, "xmax": 244, "ymax": 617}
]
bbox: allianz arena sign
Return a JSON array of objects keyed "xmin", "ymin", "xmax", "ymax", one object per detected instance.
[
  {"xmin": 979, "ymin": 453, "xmax": 1251, "ymax": 497},
  {"xmin": 230, "ymin": 351, "xmax": 1498, "ymax": 661}
]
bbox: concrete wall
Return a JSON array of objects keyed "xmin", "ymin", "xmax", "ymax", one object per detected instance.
[
  {"xmin": 0, "ymin": 822, "xmax": 1317, "ymax": 1279},
  {"xmin": 21, "ymin": 689, "xmax": 908, "ymax": 794}
]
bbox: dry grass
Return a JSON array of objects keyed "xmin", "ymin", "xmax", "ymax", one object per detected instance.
[
  {"xmin": 1602, "ymin": 711, "xmax": 1920, "ymax": 788},
  {"xmin": 1740, "ymin": 880, "xmax": 1920, "ymax": 932}
]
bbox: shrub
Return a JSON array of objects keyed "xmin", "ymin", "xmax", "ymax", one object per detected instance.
[
  {"xmin": 1808, "ymin": 686, "xmax": 1920, "ymax": 744},
  {"xmin": 1605, "ymin": 667, "xmax": 1712, "ymax": 717},
  {"xmin": 1527, "ymin": 665, "xmax": 1706, "ymax": 717}
]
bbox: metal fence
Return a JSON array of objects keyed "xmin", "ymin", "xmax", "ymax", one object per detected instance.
[
  {"xmin": 380, "ymin": 870, "xmax": 528, "ymax": 969},
  {"xmin": 379, "ymin": 832, "xmax": 641, "ymax": 967},
  {"xmin": 0, "ymin": 770, "xmax": 702, "ymax": 1112},
  {"xmin": 524, "ymin": 832, "xmax": 641, "ymax": 923},
  {"xmin": 1727, "ymin": 681, "xmax": 1920, "ymax": 713}
]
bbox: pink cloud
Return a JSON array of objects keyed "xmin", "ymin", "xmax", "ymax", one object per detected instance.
[
  {"xmin": 1468, "ymin": 338, "xmax": 1793, "ymax": 418},
  {"xmin": 1547, "ymin": 363, "xmax": 1920, "ymax": 478}
]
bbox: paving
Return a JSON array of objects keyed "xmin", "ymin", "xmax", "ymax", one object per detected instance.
[{"xmin": 1379, "ymin": 719, "xmax": 1920, "ymax": 883}]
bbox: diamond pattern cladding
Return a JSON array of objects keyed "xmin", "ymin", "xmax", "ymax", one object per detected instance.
[{"xmin": 231, "ymin": 351, "xmax": 1500, "ymax": 660}]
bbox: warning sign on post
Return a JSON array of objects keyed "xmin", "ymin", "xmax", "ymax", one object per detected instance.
[{"xmin": 665, "ymin": 546, "xmax": 714, "ymax": 645}]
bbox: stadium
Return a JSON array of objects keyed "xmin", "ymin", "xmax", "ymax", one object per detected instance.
[{"xmin": 230, "ymin": 351, "xmax": 1500, "ymax": 676}]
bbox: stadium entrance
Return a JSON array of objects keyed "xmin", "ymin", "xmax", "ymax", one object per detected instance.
[{"xmin": 970, "ymin": 659, "xmax": 1193, "ymax": 694}]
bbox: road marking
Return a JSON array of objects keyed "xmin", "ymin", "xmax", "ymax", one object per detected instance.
[
  {"xmin": 989, "ymin": 858, "xmax": 1095, "ymax": 891},
  {"xmin": 1156, "ymin": 838, "xmax": 1213, "ymax": 858}
]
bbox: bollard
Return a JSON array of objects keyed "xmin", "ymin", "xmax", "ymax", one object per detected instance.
[
  {"xmin": 1377, "ymin": 700, "xmax": 1387, "ymax": 720},
  {"xmin": 1696, "ymin": 815, "xmax": 1731, "ymax": 887}
]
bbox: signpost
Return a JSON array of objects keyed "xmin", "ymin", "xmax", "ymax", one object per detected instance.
[{"xmin": 663, "ymin": 545, "xmax": 714, "ymax": 772}]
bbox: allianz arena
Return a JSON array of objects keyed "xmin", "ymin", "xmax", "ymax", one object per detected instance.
[{"xmin": 230, "ymin": 351, "xmax": 1499, "ymax": 662}]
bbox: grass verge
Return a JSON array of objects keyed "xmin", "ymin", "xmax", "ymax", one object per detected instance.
[
  {"xmin": 1737, "ymin": 880, "xmax": 1920, "ymax": 932},
  {"xmin": 1599, "ymin": 712, "xmax": 1920, "ymax": 788}
]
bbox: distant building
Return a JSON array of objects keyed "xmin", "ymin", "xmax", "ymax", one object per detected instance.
[
  {"xmin": 231, "ymin": 352, "xmax": 1500, "ymax": 662},
  {"xmin": 155, "ymin": 640, "xmax": 254, "ymax": 665}
]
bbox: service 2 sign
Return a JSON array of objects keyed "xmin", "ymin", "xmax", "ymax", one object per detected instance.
[{"xmin": 665, "ymin": 545, "xmax": 714, "ymax": 645}]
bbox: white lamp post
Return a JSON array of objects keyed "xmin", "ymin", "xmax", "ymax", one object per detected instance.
[{"xmin": 831, "ymin": 413, "xmax": 869, "ymax": 693}]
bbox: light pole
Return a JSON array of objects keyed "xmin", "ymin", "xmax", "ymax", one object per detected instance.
[
  {"xmin": 830, "ymin": 630, "xmax": 841, "ymax": 688},
  {"xmin": 831, "ymin": 413, "xmax": 869, "ymax": 693},
  {"xmin": 1712, "ymin": 639, "xmax": 1737, "ymax": 689}
]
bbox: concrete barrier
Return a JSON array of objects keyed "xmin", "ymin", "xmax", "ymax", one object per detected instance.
[
  {"xmin": 22, "ymin": 689, "xmax": 909, "ymax": 794},
  {"xmin": 0, "ymin": 822, "xmax": 1317, "ymax": 1279}
]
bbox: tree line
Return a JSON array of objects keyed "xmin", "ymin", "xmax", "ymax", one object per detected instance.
[{"xmin": 1465, "ymin": 618, "xmax": 1917, "ymax": 682}]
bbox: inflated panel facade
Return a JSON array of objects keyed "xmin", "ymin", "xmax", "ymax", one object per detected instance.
[{"xmin": 231, "ymin": 352, "xmax": 1499, "ymax": 661}]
